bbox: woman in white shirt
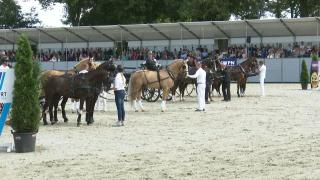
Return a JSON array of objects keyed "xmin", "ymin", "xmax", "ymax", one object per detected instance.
[{"xmin": 114, "ymin": 65, "xmax": 126, "ymax": 126}]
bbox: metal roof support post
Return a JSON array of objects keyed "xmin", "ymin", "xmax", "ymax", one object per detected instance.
[
  {"xmin": 245, "ymin": 20, "xmax": 263, "ymax": 46},
  {"xmin": 0, "ymin": 36, "xmax": 14, "ymax": 44},
  {"xmin": 90, "ymin": 26, "xmax": 115, "ymax": 41},
  {"xmin": 169, "ymin": 40, "xmax": 171, "ymax": 52},
  {"xmin": 279, "ymin": 19, "xmax": 296, "ymax": 42},
  {"xmin": 36, "ymin": 28, "xmax": 62, "ymax": 43},
  {"xmin": 148, "ymin": 24, "xmax": 170, "ymax": 40},
  {"xmin": 211, "ymin": 22, "xmax": 230, "ymax": 39},
  {"xmin": 63, "ymin": 27, "xmax": 89, "ymax": 43},
  {"xmin": 12, "ymin": 29, "xmax": 38, "ymax": 45},
  {"xmin": 179, "ymin": 22, "xmax": 200, "ymax": 40},
  {"xmin": 316, "ymin": 17, "xmax": 320, "ymax": 56},
  {"xmin": 118, "ymin": 25, "xmax": 142, "ymax": 41}
]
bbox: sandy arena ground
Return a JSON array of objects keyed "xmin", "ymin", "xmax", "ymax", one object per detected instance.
[{"xmin": 1, "ymin": 83, "xmax": 320, "ymax": 179}]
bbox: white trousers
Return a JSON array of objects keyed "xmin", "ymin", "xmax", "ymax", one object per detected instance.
[
  {"xmin": 197, "ymin": 84, "xmax": 206, "ymax": 110},
  {"xmin": 260, "ymin": 78, "xmax": 265, "ymax": 96}
]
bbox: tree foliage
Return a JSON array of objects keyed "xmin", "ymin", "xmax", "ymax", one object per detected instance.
[
  {"xmin": 300, "ymin": 59, "xmax": 309, "ymax": 83},
  {"xmin": 0, "ymin": 0, "xmax": 40, "ymax": 28},
  {"xmin": 11, "ymin": 34, "xmax": 40, "ymax": 133}
]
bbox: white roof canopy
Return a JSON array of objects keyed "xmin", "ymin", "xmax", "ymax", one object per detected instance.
[{"xmin": 0, "ymin": 17, "xmax": 319, "ymax": 45}]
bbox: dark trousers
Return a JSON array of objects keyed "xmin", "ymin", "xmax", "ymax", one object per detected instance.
[
  {"xmin": 222, "ymin": 82, "xmax": 231, "ymax": 101},
  {"xmin": 205, "ymin": 83, "xmax": 211, "ymax": 102},
  {"xmin": 115, "ymin": 90, "xmax": 125, "ymax": 121}
]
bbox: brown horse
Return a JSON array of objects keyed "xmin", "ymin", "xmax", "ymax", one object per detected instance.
[
  {"xmin": 216, "ymin": 57, "xmax": 259, "ymax": 97},
  {"xmin": 40, "ymin": 58, "xmax": 97, "ymax": 123},
  {"xmin": 127, "ymin": 59, "xmax": 188, "ymax": 112},
  {"xmin": 40, "ymin": 58, "xmax": 97, "ymax": 92},
  {"xmin": 42, "ymin": 61, "xmax": 115, "ymax": 126}
]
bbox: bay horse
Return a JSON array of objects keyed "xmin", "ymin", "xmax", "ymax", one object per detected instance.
[
  {"xmin": 127, "ymin": 59, "xmax": 188, "ymax": 112},
  {"xmin": 42, "ymin": 61, "xmax": 116, "ymax": 126},
  {"xmin": 40, "ymin": 58, "xmax": 97, "ymax": 123},
  {"xmin": 217, "ymin": 57, "xmax": 259, "ymax": 97}
]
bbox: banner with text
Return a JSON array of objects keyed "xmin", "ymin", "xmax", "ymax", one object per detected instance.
[
  {"xmin": 0, "ymin": 69, "xmax": 15, "ymax": 135},
  {"xmin": 221, "ymin": 57, "xmax": 237, "ymax": 67}
]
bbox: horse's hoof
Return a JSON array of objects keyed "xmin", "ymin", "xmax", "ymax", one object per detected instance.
[
  {"xmin": 51, "ymin": 121, "xmax": 57, "ymax": 125},
  {"xmin": 77, "ymin": 123, "xmax": 81, "ymax": 127},
  {"xmin": 64, "ymin": 119, "xmax": 68, "ymax": 123},
  {"xmin": 43, "ymin": 122, "xmax": 48, "ymax": 126},
  {"xmin": 141, "ymin": 109, "xmax": 145, "ymax": 112},
  {"xmin": 135, "ymin": 110, "xmax": 139, "ymax": 112}
]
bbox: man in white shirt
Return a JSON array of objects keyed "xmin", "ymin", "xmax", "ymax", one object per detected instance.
[
  {"xmin": 259, "ymin": 61, "xmax": 266, "ymax": 97},
  {"xmin": 187, "ymin": 61, "xmax": 206, "ymax": 111}
]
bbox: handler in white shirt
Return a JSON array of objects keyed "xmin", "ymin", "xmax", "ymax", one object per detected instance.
[
  {"xmin": 187, "ymin": 61, "xmax": 206, "ymax": 111},
  {"xmin": 259, "ymin": 61, "xmax": 266, "ymax": 97}
]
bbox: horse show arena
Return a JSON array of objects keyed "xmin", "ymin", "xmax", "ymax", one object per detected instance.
[{"xmin": 1, "ymin": 83, "xmax": 320, "ymax": 179}]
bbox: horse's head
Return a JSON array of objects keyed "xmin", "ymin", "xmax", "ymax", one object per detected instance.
[
  {"xmin": 97, "ymin": 60, "xmax": 116, "ymax": 72},
  {"xmin": 168, "ymin": 59, "xmax": 189, "ymax": 78},
  {"xmin": 247, "ymin": 57, "xmax": 260, "ymax": 74},
  {"xmin": 96, "ymin": 61, "xmax": 116, "ymax": 91},
  {"xmin": 74, "ymin": 58, "xmax": 96, "ymax": 72}
]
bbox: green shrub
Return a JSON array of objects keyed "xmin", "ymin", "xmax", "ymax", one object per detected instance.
[
  {"xmin": 311, "ymin": 54, "xmax": 319, "ymax": 61},
  {"xmin": 11, "ymin": 34, "xmax": 40, "ymax": 133},
  {"xmin": 300, "ymin": 59, "xmax": 309, "ymax": 83}
]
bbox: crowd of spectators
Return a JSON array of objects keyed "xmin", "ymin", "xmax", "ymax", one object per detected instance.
[{"xmin": 1, "ymin": 41, "xmax": 319, "ymax": 62}]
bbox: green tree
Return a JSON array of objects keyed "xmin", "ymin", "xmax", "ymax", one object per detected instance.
[
  {"xmin": 300, "ymin": 59, "xmax": 309, "ymax": 83},
  {"xmin": 266, "ymin": 0, "xmax": 289, "ymax": 18},
  {"xmin": 11, "ymin": 34, "xmax": 41, "ymax": 133},
  {"xmin": 0, "ymin": 0, "xmax": 40, "ymax": 28},
  {"xmin": 179, "ymin": 0, "xmax": 231, "ymax": 21},
  {"xmin": 230, "ymin": 0, "xmax": 267, "ymax": 20}
]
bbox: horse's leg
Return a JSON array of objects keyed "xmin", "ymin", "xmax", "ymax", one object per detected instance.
[
  {"xmin": 89, "ymin": 95, "xmax": 99, "ymax": 124},
  {"xmin": 49, "ymin": 102, "xmax": 54, "ymax": 125},
  {"xmin": 137, "ymin": 89, "xmax": 145, "ymax": 112},
  {"xmin": 61, "ymin": 97, "xmax": 69, "ymax": 122},
  {"xmin": 77, "ymin": 99, "xmax": 84, "ymax": 127},
  {"xmin": 237, "ymin": 80, "xmax": 240, "ymax": 97},
  {"xmin": 161, "ymin": 88, "xmax": 169, "ymax": 112},
  {"xmin": 42, "ymin": 98, "xmax": 49, "ymax": 125},
  {"xmin": 53, "ymin": 95, "xmax": 60, "ymax": 123},
  {"xmin": 85, "ymin": 98, "xmax": 91, "ymax": 125}
]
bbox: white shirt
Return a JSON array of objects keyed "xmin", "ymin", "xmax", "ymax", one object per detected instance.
[
  {"xmin": 187, "ymin": 67, "xmax": 206, "ymax": 84},
  {"xmin": 114, "ymin": 73, "xmax": 126, "ymax": 90},
  {"xmin": 0, "ymin": 64, "xmax": 9, "ymax": 69},
  {"xmin": 259, "ymin": 64, "xmax": 266, "ymax": 79}
]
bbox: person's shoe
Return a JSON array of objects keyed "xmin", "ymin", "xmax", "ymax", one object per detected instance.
[
  {"xmin": 205, "ymin": 101, "xmax": 210, "ymax": 104},
  {"xmin": 115, "ymin": 121, "xmax": 122, "ymax": 127},
  {"xmin": 195, "ymin": 109, "xmax": 204, "ymax": 112},
  {"xmin": 121, "ymin": 121, "xmax": 124, "ymax": 126}
]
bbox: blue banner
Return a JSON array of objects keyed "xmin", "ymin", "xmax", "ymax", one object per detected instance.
[
  {"xmin": 221, "ymin": 57, "xmax": 237, "ymax": 67},
  {"xmin": 0, "ymin": 69, "xmax": 14, "ymax": 136},
  {"xmin": 0, "ymin": 103, "xmax": 11, "ymax": 135}
]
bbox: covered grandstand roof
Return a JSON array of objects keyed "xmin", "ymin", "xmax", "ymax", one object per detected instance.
[{"xmin": 0, "ymin": 17, "xmax": 319, "ymax": 45}]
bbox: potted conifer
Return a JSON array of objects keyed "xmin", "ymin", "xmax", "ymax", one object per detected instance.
[
  {"xmin": 11, "ymin": 34, "xmax": 41, "ymax": 153},
  {"xmin": 300, "ymin": 59, "xmax": 309, "ymax": 90}
]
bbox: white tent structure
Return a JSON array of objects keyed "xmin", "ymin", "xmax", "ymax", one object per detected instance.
[{"xmin": 0, "ymin": 17, "xmax": 319, "ymax": 47}]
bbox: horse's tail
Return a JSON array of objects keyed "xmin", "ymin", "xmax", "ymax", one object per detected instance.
[{"xmin": 127, "ymin": 74, "xmax": 134, "ymax": 107}]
